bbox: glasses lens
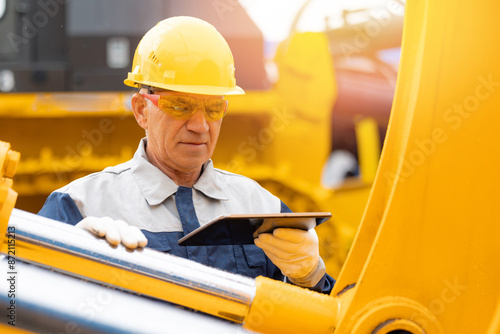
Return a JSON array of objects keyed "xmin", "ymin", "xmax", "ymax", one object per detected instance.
[
  {"xmin": 204, "ymin": 99, "xmax": 227, "ymax": 121},
  {"xmin": 154, "ymin": 95, "xmax": 227, "ymax": 121},
  {"xmin": 158, "ymin": 96, "xmax": 197, "ymax": 119}
]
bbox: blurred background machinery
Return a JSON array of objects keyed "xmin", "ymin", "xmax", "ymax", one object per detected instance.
[{"xmin": 0, "ymin": 0, "xmax": 403, "ymax": 276}]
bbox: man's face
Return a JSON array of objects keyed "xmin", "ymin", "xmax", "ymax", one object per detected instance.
[{"xmin": 135, "ymin": 90, "xmax": 223, "ymax": 174}]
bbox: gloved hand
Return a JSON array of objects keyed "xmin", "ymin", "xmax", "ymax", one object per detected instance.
[
  {"xmin": 254, "ymin": 225, "xmax": 322, "ymax": 283},
  {"xmin": 76, "ymin": 217, "xmax": 148, "ymax": 249}
]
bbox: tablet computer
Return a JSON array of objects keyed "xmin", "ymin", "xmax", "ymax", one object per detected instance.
[{"xmin": 177, "ymin": 212, "xmax": 331, "ymax": 246}]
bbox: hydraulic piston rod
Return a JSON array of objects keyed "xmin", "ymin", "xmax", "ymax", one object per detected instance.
[{"xmin": 3, "ymin": 209, "xmax": 256, "ymax": 323}]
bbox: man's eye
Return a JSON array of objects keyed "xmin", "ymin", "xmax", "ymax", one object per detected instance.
[{"xmin": 172, "ymin": 105, "xmax": 189, "ymax": 112}]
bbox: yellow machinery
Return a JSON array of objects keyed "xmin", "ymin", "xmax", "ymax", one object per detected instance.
[
  {"xmin": 0, "ymin": 142, "xmax": 19, "ymax": 236},
  {"xmin": 328, "ymin": 0, "xmax": 500, "ymax": 331},
  {"xmin": 2, "ymin": 0, "xmax": 500, "ymax": 333}
]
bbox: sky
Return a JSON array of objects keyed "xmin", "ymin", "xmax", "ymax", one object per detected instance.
[{"xmin": 239, "ymin": 0, "xmax": 403, "ymax": 42}]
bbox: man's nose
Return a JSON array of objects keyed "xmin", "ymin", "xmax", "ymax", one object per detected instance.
[{"xmin": 186, "ymin": 107, "xmax": 209, "ymax": 133}]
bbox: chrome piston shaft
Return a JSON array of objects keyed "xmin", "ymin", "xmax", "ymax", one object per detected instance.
[{"xmin": 3, "ymin": 209, "xmax": 256, "ymax": 322}]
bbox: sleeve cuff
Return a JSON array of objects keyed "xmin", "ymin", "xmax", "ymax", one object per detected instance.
[{"xmin": 287, "ymin": 257, "xmax": 327, "ymax": 288}]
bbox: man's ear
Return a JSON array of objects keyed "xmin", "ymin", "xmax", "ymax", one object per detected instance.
[{"xmin": 131, "ymin": 93, "xmax": 148, "ymax": 130}]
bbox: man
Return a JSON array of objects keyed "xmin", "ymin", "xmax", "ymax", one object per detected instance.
[{"xmin": 38, "ymin": 16, "xmax": 335, "ymax": 293}]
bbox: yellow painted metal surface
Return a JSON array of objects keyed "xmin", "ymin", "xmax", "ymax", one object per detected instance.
[
  {"xmin": 331, "ymin": 0, "xmax": 500, "ymax": 333},
  {"xmin": 0, "ymin": 141, "xmax": 19, "ymax": 236},
  {"xmin": 243, "ymin": 276, "xmax": 339, "ymax": 334},
  {"xmin": 0, "ymin": 92, "xmax": 142, "ymax": 202},
  {"xmin": 354, "ymin": 117, "xmax": 381, "ymax": 185},
  {"xmin": 0, "ymin": 236, "xmax": 250, "ymax": 323},
  {"xmin": 0, "ymin": 92, "xmax": 143, "ymax": 214},
  {"xmin": 487, "ymin": 299, "xmax": 500, "ymax": 334},
  {"xmin": 0, "ymin": 323, "xmax": 34, "ymax": 334},
  {"xmin": 0, "ymin": 92, "xmax": 133, "ymax": 117}
]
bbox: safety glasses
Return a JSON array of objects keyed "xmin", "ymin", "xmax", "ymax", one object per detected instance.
[{"xmin": 142, "ymin": 93, "xmax": 228, "ymax": 121}]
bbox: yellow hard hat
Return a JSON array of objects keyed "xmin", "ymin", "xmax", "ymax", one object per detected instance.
[{"xmin": 124, "ymin": 16, "xmax": 244, "ymax": 96}]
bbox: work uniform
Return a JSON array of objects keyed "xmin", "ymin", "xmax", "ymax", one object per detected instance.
[{"xmin": 39, "ymin": 139, "xmax": 335, "ymax": 293}]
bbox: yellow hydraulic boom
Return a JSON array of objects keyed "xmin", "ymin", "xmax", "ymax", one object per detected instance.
[{"xmin": 328, "ymin": 0, "xmax": 500, "ymax": 332}]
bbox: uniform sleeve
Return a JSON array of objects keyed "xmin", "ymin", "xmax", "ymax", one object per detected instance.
[
  {"xmin": 280, "ymin": 201, "xmax": 293, "ymax": 213},
  {"xmin": 286, "ymin": 273, "xmax": 336, "ymax": 294},
  {"xmin": 279, "ymin": 200, "xmax": 336, "ymax": 294},
  {"xmin": 38, "ymin": 192, "xmax": 84, "ymax": 226}
]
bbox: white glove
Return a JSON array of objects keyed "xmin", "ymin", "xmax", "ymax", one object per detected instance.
[
  {"xmin": 76, "ymin": 217, "xmax": 148, "ymax": 249},
  {"xmin": 254, "ymin": 226, "xmax": 324, "ymax": 286}
]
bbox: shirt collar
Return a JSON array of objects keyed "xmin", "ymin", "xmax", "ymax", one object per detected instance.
[
  {"xmin": 193, "ymin": 160, "xmax": 229, "ymax": 201},
  {"xmin": 131, "ymin": 138, "xmax": 228, "ymax": 206}
]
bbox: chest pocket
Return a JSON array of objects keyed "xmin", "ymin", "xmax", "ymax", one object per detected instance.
[{"xmin": 235, "ymin": 244, "xmax": 267, "ymax": 278}]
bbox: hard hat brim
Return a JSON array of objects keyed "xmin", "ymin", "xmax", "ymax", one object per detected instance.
[{"xmin": 124, "ymin": 79, "xmax": 245, "ymax": 96}]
